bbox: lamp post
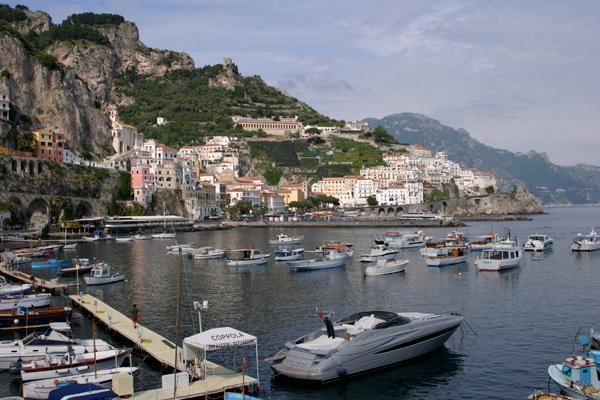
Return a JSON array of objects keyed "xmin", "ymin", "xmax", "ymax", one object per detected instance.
[{"xmin": 193, "ymin": 300, "xmax": 208, "ymax": 333}]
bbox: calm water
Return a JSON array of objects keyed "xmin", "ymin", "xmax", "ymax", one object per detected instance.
[{"xmin": 2, "ymin": 207, "xmax": 600, "ymax": 399}]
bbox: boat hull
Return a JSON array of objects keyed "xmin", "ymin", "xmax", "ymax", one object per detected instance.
[
  {"xmin": 425, "ymin": 255, "xmax": 466, "ymax": 267},
  {"xmin": 84, "ymin": 274, "xmax": 125, "ymax": 286},
  {"xmin": 359, "ymin": 252, "xmax": 398, "ymax": 263},
  {"xmin": 571, "ymin": 242, "xmax": 600, "ymax": 252},
  {"xmin": 226, "ymin": 257, "xmax": 269, "ymax": 266},
  {"xmin": 287, "ymin": 258, "xmax": 347, "ymax": 271},
  {"xmin": 31, "ymin": 259, "xmax": 69, "ymax": 269},
  {"xmin": 0, "ymin": 284, "xmax": 33, "ymax": 297},
  {"xmin": 0, "ymin": 294, "xmax": 52, "ymax": 311},
  {"xmin": 0, "ymin": 308, "xmax": 71, "ymax": 330},
  {"xmin": 475, "ymin": 258, "xmax": 520, "ymax": 271},
  {"xmin": 364, "ymin": 261, "xmax": 408, "ymax": 276},
  {"xmin": 547, "ymin": 364, "xmax": 591, "ymax": 400}
]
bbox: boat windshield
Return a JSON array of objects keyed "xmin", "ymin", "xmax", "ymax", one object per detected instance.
[{"xmin": 337, "ymin": 311, "xmax": 400, "ymax": 325}]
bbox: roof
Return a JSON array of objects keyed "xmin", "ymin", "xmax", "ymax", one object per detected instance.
[{"xmin": 183, "ymin": 327, "xmax": 256, "ymax": 351}]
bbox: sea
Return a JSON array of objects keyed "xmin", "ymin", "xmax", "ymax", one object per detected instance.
[{"xmin": 1, "ymin": 206, "xmax": 599, "ymax": 399}]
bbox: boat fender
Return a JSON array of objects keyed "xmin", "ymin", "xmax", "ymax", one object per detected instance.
[{"xmin": 336, "ymin": 366, "xmax": 347, "ymax": 377}]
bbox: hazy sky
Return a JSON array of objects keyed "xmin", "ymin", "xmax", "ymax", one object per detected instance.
[{"xmin": 9, "ymin": 1, "xmax": 600, "ymax": 165}]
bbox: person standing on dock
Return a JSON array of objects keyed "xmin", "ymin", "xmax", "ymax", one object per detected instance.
[{"xmin": 131, "ymin": 304, "xmax": 139, "ymax": 328}]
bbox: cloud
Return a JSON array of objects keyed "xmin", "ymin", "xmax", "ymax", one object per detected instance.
[{"xmin": 277, "ymin": 74, "xmax": 356, "ymax": 93}]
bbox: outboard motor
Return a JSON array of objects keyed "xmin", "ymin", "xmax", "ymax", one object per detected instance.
[
  {"xmin": 9, "ymin": 360, "xmax": 22, "ymax": 375},
  {"xmin": 324, "ymin": 317, "xmax": 335, "ymax": 338}
]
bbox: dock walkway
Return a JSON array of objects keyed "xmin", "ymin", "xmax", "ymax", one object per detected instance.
[
  {"xmin": 70, "ymin": 294, "xmax": 257, "ymax": 398},
  {"xmin": 0, "ymin": 263, "xmax": 69, "ymax": 293}
]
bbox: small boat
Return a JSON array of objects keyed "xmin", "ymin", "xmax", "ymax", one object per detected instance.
[
  {"xmin": 191, "ymin": 247, "xmax": 226, "ymax": 260},
  {"xmin": 475, "ymin": 239, "xmax": 521, "ymax": 271},
  {"xmin": 422, "ymin": 245, "xmax": 467, "ymax": 267},
  {"xmin": 24, "ymin": 368, "xmax": 136, "ymax": 400},
  {"xmin": 226, "ymin": 249, "xmax": 270, "ymax": 266},
  {"xmin": 383, "ymin": 231, "xmax": 430, "ymax": 248},
  {"xmin": 115, "ymin": 236, "xmax": 134, "ymax": 242},
  {"xmin": 360, "ymin": 240, "xmax": 399, "ymax": 262},
  {"xmin": 269, "ymin": 234, "xmax": 304, "ymax": 245},
  {"xmin": 444, "ymin": 231, "xmax": 470, "ymax": 247},
  {"xmin": 275, "ymin": 248, "xmax": 304, "ymax": 261},
  {"xmin": 83, "ymin": 263, "xmax": 125, "ymax": 286},
  {"xmin": 133, "ymin": 234, "xmax": 151, "ymax": 240},
  {"xmin": 267, "ymin": 310, "xmax": 463, "ymax": 382},
  {"xmin": 524, "ymin": 234, "xmax": 554, "ymax": 251},
  {"xmin": 62, "ymin": 243, "xmax": 78, "ymax": 250},
  {"xmin": 364, "ymin": 259, "xmax": 409, "ymax": 276},
  {"xmin": 0, "ymin": 307, "xmax": 72, "ymax": 331},
  {"xmin": 571, "ymin": 228, "xmax": 600, "ymax": 252},
  {"xmin": 31, "ymin": 259, "xmax": 70, "ymax": 269},
  {"xmin": 287, "ymin": 247, "xmax": 348, "ymax": 271},
  {"xmin": 47, "ymin": 384, "xmax": 116, "ymax": 400},
  {"xmin": 57, "ymin": 259, "xmax": 94, "ymax": 277},
  {"xmin": 224, "ymin": 393, "xmax": 263, "ymax": 400},
  {"xmin": 528, "ymin": 391, "xmax": 577, "ymax": 400},
  {"xmin": 20, "ymin": 348, "xmax": 130, "ymax": 382},
  {"xmin": 0, "ymin": 277, "xmax": 32, "ymax": 297},
  {"xmin": 0, "ymin": 293, "xmax": 51, "ymax": 311},
  {"xmin": 152, "ymin": 232, "xmax": 176, "ymax": 239},
  {"xmin": 315, "ymin": 242, "xmax": 354, "ymax": 258},
  {"xmin": 469, "ymin": 232, "xmax": 503, "ymax": 251},
  {"xmin": 166, "ymin": 243, "xmax": 194, "ymax": 254},
  {"xmin": 548, "ymin": 355, "xmax": 600, "ymax": 399}
]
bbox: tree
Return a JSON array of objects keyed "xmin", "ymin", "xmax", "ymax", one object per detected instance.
[
  {"xmin": 305, "ymin": 127, "xmax": 321, "ymax": 135},
  {"xmin": 16, "ymin": 131, "xmax": 37, "ymax": 152},
  {"xmin": 263, "ymin": 165, "xmax": 283, "ymax": 185},
  {"xmin": 366, "ymin": 195, "xmax": 378, "ymax": 206}
]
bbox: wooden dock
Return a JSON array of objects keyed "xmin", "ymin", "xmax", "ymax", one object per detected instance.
[
  {"xmin": 70, "ymin": 294, "xmax": 258, "ymax": 398},
  {"xmin": 0, "ymin": 263, "xmax": 70, "ymax": 294}
]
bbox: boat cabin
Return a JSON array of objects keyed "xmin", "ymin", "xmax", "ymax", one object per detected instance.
[
  {"xmin": 560, "ymin": 355, "xmax": 600, "ymax": 388},
  {"xmin": 479, "ymin": 248, "xmax": 520, "ymax": 260}
]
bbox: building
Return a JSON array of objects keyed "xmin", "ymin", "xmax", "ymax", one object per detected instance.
[
  {"xmin": 131, "ymin": 166, "xmax": 156, "ymax": 206},
  {"xmin": 155, "ymin": 160, "xmax": 181, "ymax": 190},
  {"xmin": 109, "ymin": 106, "xmax": 144, "ymax": 154},
  {"xmin": 311, "ymin": 177, "xmax": 355, "ymax": 207},
  {"xmin": 0, "ymin": 79, "xmax": 9, "ymax": 121},
  {"xmin": 63, "ymin": 145, "xmax": 86, "ymax": 165},
  {"xmin": 375, "ymin": 181, "xmax": 423, "ymax": 206},
  {"xmin": 184, "ymin": 183, "xmax": 219, "ymax": 220},
  {"xmin": 33, "ymin": 129, "xmax": 65, "ymax": 161},
  {"xmin": 232, "ymin": 116, "xmax": 303, "ymax": 136},
  {"xmin": 157, "ymin": 117, "xmax": 167, "ymax": 126},
  {"xmin": 263, "ymin": 194, "xmax": 286, "ymax": 215},
  {"xmin": 155, "ymin": 144, "xmax": 177, "ymax": 166},
  {"xmin": 206, "ymin": 136, "xmax": 232, "ymax": 146},
  {"xmin": 227, "ymin": 187, "xmax": 261, "ymax": 207}
]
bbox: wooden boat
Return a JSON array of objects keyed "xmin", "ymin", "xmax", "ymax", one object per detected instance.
[
  {"xmin": 31, "ymin": 259, "xmax": 69, "ymax": 269},
  {"xmin": 83, "ymin": 263, "xmax": 125, "ymax": 286},
  {"xmin": 364, "ymin": 259, "xmax": 409, "ymax": 276},
  {"xmin": 0, "ymin": 293, "xmax": 51, "ymax": 311},
  {"xmin": 422, "ymin": 245, "xmax": 467, "ymax": 267},
  {"xmin": 0, "ymin": 277, "xmax": 32, "ymax": 297},
  {"xmin": 57, "ymin": 259, "xmax": 94, "ymax": 277},
  {"xmin": 226, "ymin": 249, "xmax": 270, "ymax": 266},
  {"xmin": 0, "ymin": 307, "xmax": 72, "ymax": 330}
]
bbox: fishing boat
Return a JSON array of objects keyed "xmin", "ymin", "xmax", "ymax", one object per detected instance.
[
  {"xmin": 528, "ymin": 391, "xmax": 576, "ymax": 400},
  {"xmin": 269, "ymin": 234, "xmax": 304, "ymax": 245},
  {"xmin": 548, "ymin": 355, "xmax": 600, "ymax": 399},
  {"xmin": 445, "ymin": 231, "xmax": 470, "ymax": 247},
  {"xmin": 226, "ymin": 249, "xmax": 270, "ymax": 266},
  {"xmin": 83, "ymin": 263, "xmax": 125, "ymax": 286},
  {"xmin": 57, "ymin": 259, "xmax": 94, "ymax": 277},
  {"xmin": 422, "ymin": 245, "xmax": 468, "ymax": 267},
  {"xmin": 20, "ymin": 348, "xmax": 130, "ymax": 382},
  {"xmin": 315, "ymin": 242, "xmax": 354, "ymax": 258},
  {"xmin": 287, "ymin": 247, "xmax": 348, "ymax": 271},
  {"xmin": 0, "ymin": 307, "xmax": 72, "ymax": 331},
  {"xmin": 524, "ymin": 234, "xmax": 554, "ymax": 251},
  {"xmin": 359, "ymin": 240, "xmax": 399, "ymax": 262},
  {"xmin": 0, "ymin": 277, "xmax": 32, "ymax": 297},
  {"xmin": 364, "ymin": 259, "xmax": 409, "ymax": 276},
  {"xmin": 23, "ymin": 368, "xmax": 137, "ymax": 400},
  {"xmin": 166, "ymin": 243, "xmax": 194, "ymax": 254},
  {"xmin": 383, "ymin": 231, "xmax": 430, "ymax": 248},
  {"xmin": 191, "ymin": 247, "xmax": 226, "ymax": 260},
  {"xmin": 469, "ymin": 232, "xmax": 503, "ymax": 251},
  {"xmin": 475, "ymin": 239, "xmax": 521, "ymax": 271},
  {"xmin": 571, "ymin": 228, "xmax": 600, "ymax": 252},
  {"xmin": 275, "ymin": 248, "xmax": 304, "ymax": 261},
  {"xmin": 31, "ymin": 259, "xmax": 69, "ymax": 269},
  {"xmin": 0, "ymin": 293, "xmax": 51, "ymax": 311}
]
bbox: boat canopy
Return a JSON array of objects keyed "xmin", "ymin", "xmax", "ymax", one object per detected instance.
[
  {"xmin": 184, "ymin": 327, "xmax": 257, "ymax": 351},
  {"xmin": 49, "ymin": 384, "xmax": 116, "ymax": 400}
]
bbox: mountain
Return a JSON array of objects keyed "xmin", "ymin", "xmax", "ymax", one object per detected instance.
[{"xmin": 365, "ymin": 113, "xmax": 600, "ymax": 204}]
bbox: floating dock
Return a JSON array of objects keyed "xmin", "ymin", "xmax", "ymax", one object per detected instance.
[
  {"xmin": 70, "ymin": 293, "xmax": 258, "ymax": 399},
  {"xmin": 0, "ymin": 263, "xmax": 70, "ymax": 294}
]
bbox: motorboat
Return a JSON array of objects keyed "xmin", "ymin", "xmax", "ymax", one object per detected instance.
[
  {"xmin": 191, "ymin": 247, "xmax": 227, "ymax": 260},
  {"xmin": 224, "ymin": 393, "xmax": 263, "ymax": 400},
  {"xmin": 0, "ymin": 322, "xmax": 113, "ymax": 370},
  {"xmin": 167, "ymin": 243, "xmax": 195, "ymax": 255},
  {"xmin": 571, "ymin": 228, "xmax": 600, "ymax": 252},
  {"xmin": 83, "ymin": 263, "xmax": 125, "ymax": 286},
  {"xmin": 62, "ymin": 243, "xmax": 78, "ymax": 250},
  {"xmin": 57, "ymin": 259, "xmax": 94, "ymax": 277},
  {"xmin": 226, "ymin": 249, "xmax": 270, "ymax": 266},
  {"xmin": 315, "ymin": 242, "xmax": 354, "ymax": 258},
  {"xmin": 475, "ymin": 240, "xmax": 521, "ymax": 271},
  {"xmin": 23, "ymin": 367, "xmax": 137, "ymax": 400},
  {"xmin": 444, "ymin": 231, "xmax": 470, "ymax": 247},
  {"xmin": 115, "ymin": 236, "xmax": 134, "ymax": 242},
  {"xmin": 133, "ymin": 234, "xmax": 151, "ymax": 240},
  {"xmin": 0, "ymin": 277, "xmax": 32, "ymax": 297},
  {"xmin": 364, "ymin": 259, "xmax": 409, "ymax": 276},
  {"xmin": 46, "ymin": 384, "xmax": 117, "ymax": 400},
  {"xmin": 383, "ymin": 231, "xmax": 430, "ymax": 248},
  {"xmin": 422, "ymin": 245, "xmax": 468, "ymax": 267},
  {"xmin": 548, "ymin": 355, "xmax": 600, "ymax": 399},
  {"xmin": 0, "ymin": 293, "xmax": 51, "ymax": 311},
  {"xmin": 524, "ymin": 234, "xmax": 554, "ymax": 251},
  {"xmin": 269, "ymin": 234, "xmax": 304, "ymax": 245},
  {"xmin": 20, "ymin": 348, "xmax": 130, "ymax": 382},
  {"xmin": 152, "ymin": 232, "xmax": 176, "ymax": 239},
  {"xmin": 469, "ymin": 232, "xmax": 503, "ymax": 251},
  {"xmin": 267, "ymin": 310, "xmax": 463, "ymax": 382},
  {"xmin": 31, "ymin": 259, "xmax": 69, "ymax": 269},
  {"xmin": 275, "ymin": 248, "xmax": 304, "ymax": 261},
  {"xmin": 360, "ymin": 240, "xmax": 399, "ymax": 262},
  {"xmin": 0, "ymin": 307, "xmax": 72, "ymax": 330},
  {"xmin": 287, "ymin": 247, "xmax": 348, "ymax": 271}
]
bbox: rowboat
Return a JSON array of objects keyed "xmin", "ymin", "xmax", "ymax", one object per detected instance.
[{"xmin": 364, "ymin": 259, "xmax": 409, "ymax": 276}]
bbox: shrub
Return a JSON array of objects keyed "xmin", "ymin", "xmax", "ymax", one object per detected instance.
[
  {"xmin": 0, "ymin": 4, "xmax": 27, "ymax": 22},
  {"xmin": 64, "ymin": 12, "xmax": 124, "ymax": 26}
]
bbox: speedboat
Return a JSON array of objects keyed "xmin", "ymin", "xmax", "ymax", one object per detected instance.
[
  {"xmin": 191, "ymin": 247, "xmax": 227, "ymax": 260},
  {"xmin": 287, "ymin": 248, "xmax": 348, "ymax": 271},
  {"xmin": 360, "ymin": 240, "xmax": 399, "ymax": 262},
  {"xmin": 364, "ymin": 259, "xmax": 409, "ymax": 276},
  {"xmin": 469, "ymin": 232, "xmax": 503, "ymax": 251},
  {"xmin": 0, "ymin": 293, "xmax": 51, "ymax": 311},
  {"xmin": 383, "ymin": 231, "xmax": 430, "ymax": 248},
  {"xmin": 475, "ymin": 239, "xmax": 521, "ymax": 271},
  {"xmin": 0, "ymin": 307, "xmax": 72, "ymax": 331},
  {"xmin": 269, "ymin": 234, "xmax": 304, "ymax": 245},
  {"xmin": 226, "ymin": 249, "xmax": 270, "ymax": 266},
  {"xmin": 267, "ymin": 310, "xmax": 463, "ymax": 382},
  {"xmin": 571, "ymin": 228, "xmax": 600, "ymax": 252},
  {"xmin": 422, "ymin": 245, "xmax": 467, "ymax": 267},
  {"xmin": 548, "ymin": 355, "xmax": 600, "ymax": 399},
  {"xmin": 524, "ymin": 234, "xmax": 554, "ymax": 251},
  {"xmin": 275, "ymin": 248, "xmax": 304, "ymax": 261},
  {"xmin": 83, "ymin": 263, "xmax": 125, "ymax": 286},
  {"xmin": 0, "ymin": 276, "xmax": 32, "ymax": 296}
]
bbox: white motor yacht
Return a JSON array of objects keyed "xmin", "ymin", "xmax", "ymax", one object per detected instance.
[
  {"xmin": 360, "ymin": 240, "xmax": 399, "ymax": 262},
  {"xmin": 571, "ymin": 228, "xmax": 600, "ymax": 252},
  {"xmin": 524, "ymin": 234, "xmax": 554, "ymax": 251},
  {"xmin": 475, "ymin": 240, "xmax": 522, "ymax": 271},
  {"xmin": 383, "ymin": 231, "xmax": 429, "ymax": 248}
]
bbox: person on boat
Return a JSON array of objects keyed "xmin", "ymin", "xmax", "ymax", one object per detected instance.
[{"xmin": 131, "ymin": 304, "xmax": 139, "ymax": 327}]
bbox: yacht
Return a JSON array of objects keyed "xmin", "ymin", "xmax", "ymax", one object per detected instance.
[
  {"xmin": 571, "ymin": 228, "xmax": 600, "ymax": 252},
  {"xmin": 524, "ymin": 234, "xmax": 554, "ymax": 251},
  {"xmin": 475, "ymin": 239, "xmax": 522, "ymax": 271},
  {"xmin": 226, "ymin": 249, "xmax": 270, "ymax": 266},
  {"xmin": 267, "ymin": 310, "xmax": 463, "ymax": 382},
  {"xmin": 383, "ymin": 231, "xmax": 429, "ymax": 248},
  {"xmin": 359, "ymin": 240, "xmax": 399, "ymax": 262}
]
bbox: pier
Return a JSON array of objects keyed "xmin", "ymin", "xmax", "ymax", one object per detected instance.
[
  {"xmin": 0, "ymin": 263, "xmax": 70, "ymax": 294},
  {"xmin": 70, "ymin": 293, "xmax": 257, "ymax": 398}
]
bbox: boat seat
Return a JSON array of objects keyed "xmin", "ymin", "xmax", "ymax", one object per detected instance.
[
  {"xmin": 296, "ymin": 335, "xmax": 345, "ymax": 353},
  {"xmin": 341, "ymin": 315, "xmax": 386, "ymax": 336}
]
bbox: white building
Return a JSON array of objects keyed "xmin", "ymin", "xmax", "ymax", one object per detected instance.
[
  {"xmin": 206, "ymin": 136, "xmax": 232, "ymax": 146},
  {"xmin": 109, "ymin": 106, "xmax": 144, "ymax": 154},
  {"xmin": 228, "ymin": 187, "xmax": 261, "ymax": 207},
  {"xmin": 311, "ymin": 177, "xmax": 355, "ymax": 207},
  {"xmin": 232, "ymin": 116, "xmax": 303, "ymax": 136},
  {"xmin": 184, "ymin": 183, "xmax": 219, "ymax": 220},
  {"xmin": 263, "ymin": 194, "xmax": 286, "ymax": 215},
  {"xmin": 354, "ymin": 178, "xmax": 376, "ymax": 205},
  {"xmin": 375, "ymin": 182, "xmax": 423, "ymax": 206}
]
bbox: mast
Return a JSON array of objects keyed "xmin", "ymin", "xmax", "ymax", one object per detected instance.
[
  {"xmin": 93, "ymin": 319, "xmax": 97, "ymax": 378},
  {"xmin": 173, "ymin": 247, "xmax": 183, "ymax": 399}
]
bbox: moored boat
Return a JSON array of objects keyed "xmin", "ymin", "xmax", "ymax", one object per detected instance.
[
  {"xmin": 571, "ymin": 229, "xmax": 600, "ymax": 252},
  {"xmin": 364, "ymin": 259, "xmax": 409, "ymax": 276},
  {"xmin": 287, "ymin": 247, "xmax": 348, "ymax": 271},
  {"xmin": 191, "ymin": 247, "xmax": 227, "ymax": 260},
  {"xmin": 0, "ymin": 277, "xmax": 32, "ymax": 297},
  {"xmin": 548, "ymin": 355, "xmax": 600, "ymax": 399},
  {"xmin": 83, "ymin": 263, "xmax": 125, "ymax": 286},
  {"xmin": 0, "ymin": 307, "xmax": 72, "ymax": 331},
  {"xmin": 31, "ymin": 259, "xmax": 69, "ymax": 269},
  {"xmin": 115, "ymin": 236, "xmax": 134, "ymax": 242},
  {"xmin": 475, "ymin": 239, "xmax": 521, "ymax": 271},
  {"xmin": 226, "ymin": 249, "xmax": 270, "ymax": 266},
  {"xmin": 469, "ymin": 232, "xmax": 503, "ymax": 251},
  {"xmin": 0, "ymin": 293, "xmax": 51, "ymax": 311},
  {"xmin": 57, "ymin": 259, "xmax": 94, "ymax": 277},
  {"xmin": 360, "ymin": 240, "xmax": 399, "ymax": 262},
  {"xmin": 422, "ymin": 245, "xmax": 468, "ymax": 267},
  {"xmin": 275, "ymin": 248, "xmax": 304, "ymax": 261},
  {"xmin": 269, "ymin": 234, "xmax": 304, "ymax": 245},
  {"xmin": 524, "ymin": 234, "xmax": 554, "ymax": 251},
  {"xmin": 383, "ymin": 231, "xmax": 429, "ymax": 248}
]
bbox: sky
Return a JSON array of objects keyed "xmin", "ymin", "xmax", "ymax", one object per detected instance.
[{"xmin": 8, "ymin": 0, "xmax": 600, "ymax": 166}]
